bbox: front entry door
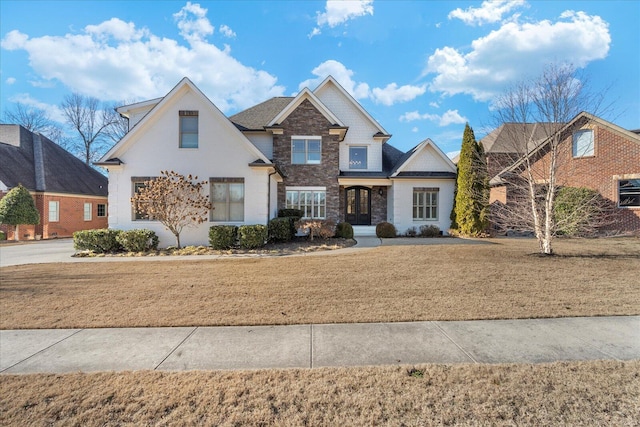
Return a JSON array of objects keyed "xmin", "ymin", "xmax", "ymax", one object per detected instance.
[{"xmin": 345, "ymin": 187, "xmax": 371, "ymax": 225}]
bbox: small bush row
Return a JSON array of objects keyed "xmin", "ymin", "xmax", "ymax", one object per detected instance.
[{"xmin": 73, "ymin": 229, "xmax": 158, "ymax": 253}]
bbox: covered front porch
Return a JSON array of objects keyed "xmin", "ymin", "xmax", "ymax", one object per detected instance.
[{"xmin": 338, "ymin": 176, "xmax": 391, "ymax": 229}]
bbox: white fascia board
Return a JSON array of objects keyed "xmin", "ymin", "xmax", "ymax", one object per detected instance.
[
  {"xmin": 267, "ymin": 88, "xmax": 344, "ymax": 127},
  {"xmin": 391, "ymin": 138, "xmax": 457, "ymax": 177},
  {"xmin": 116, "ymin": 97, "xmax": 163, "ymax": 117}
]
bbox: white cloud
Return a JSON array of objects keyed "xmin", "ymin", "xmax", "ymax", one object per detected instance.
[
  {"xmin": 411, "ymin": 126, "xmax": 418, "ymax": 133},
  {"xmin": 446, "ymin": 150, "xmax": 460, "ymax": 159},
  {"xmin": 399, "ymin": 109, "xmax": 467, "ymax": 127},
  {"xmin": 5, "ymin": 77, "xmax": 16, "ymax": 85},
  {"xmin": 448, "ymin": 0, "xmax": 526, "ymax": 26},
  {"xmin": 425, "ymin": 10, "xmax": 611, "ymax": 101},
  {"xmin": 0, "ymin": 5, "xmax": 285, "ymax": 111},
  {"xmin": 300, "ymin": 59, "xmax": 425, "ymax": 106},
  {"xmin": 371, "ymin": 83, "xmax": 426, "ymax": 106},
  {"xmin": 429, "ymin": 101, "xmax": 439, "ymax": 108},
  {"xmin": 299, "ymin": 60, "xmax": 370, "ymax": 99},
  {"xmin": 219, "ymin": 24, "xmax": 236, "ymax": 38},
  {"xmin": 310, "ymin": 0, "xmax": 374, "ymax": 37},
  {"xmin": 173, "ymin": 2, "xmax": 213, "ymax": 42},
  {"xmin": 9, "ymin": 93, "xmax": 66, "ymax": 123}
]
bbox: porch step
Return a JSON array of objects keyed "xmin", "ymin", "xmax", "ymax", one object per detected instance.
[{"xmin": 352, "ymin": 225, "xmax": 377, "ymax": 237}]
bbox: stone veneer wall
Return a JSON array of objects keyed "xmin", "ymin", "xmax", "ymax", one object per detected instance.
[
  {"xmin": 273, "ymin": 99, "xmax": 341, "ymax": 223},
  {"xmin": 338, "ymin": 186, "xmax": 388, "ymax": 225}
]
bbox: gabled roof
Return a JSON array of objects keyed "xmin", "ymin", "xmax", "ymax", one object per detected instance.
[
  {"xmin": 98, "ymin": 77, "xmax": 272, "ymax": 165},
  {"xmin": 267, "ymin": 87, "xmax": 345, "ymax": 128},
  {"xmin": 313, "ymin": 76, "xmax": 390, "ymax": 139},
  {"xmin": 480, "ymin": 122, "xmax": 562, "ymax": 154},
  {"xmin": 390, "ymin": 138, "xmax": 457, "ymax": 177},
  {"xmin": 490, "ymin": 112, "xmax": 640, "ymax": 184},
  {"xmin": 229, "ymin": 97, "xmax": 293, "ymax": 131},
  {"xmin": 0, "ymin": 125, "xmax": 107, "ymax": 196}
]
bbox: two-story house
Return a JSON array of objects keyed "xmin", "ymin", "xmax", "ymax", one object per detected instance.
[{"xmin": 97, "ymin": 77, "xmax": 456, "ymax": 247}]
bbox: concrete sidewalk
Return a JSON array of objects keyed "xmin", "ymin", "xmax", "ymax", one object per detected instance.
[{"xmin": 2, "ymin": 316, "xmax": 638, "ymax": 374}]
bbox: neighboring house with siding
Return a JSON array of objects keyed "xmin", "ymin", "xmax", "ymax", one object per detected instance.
[
  {"xmin": 97, "ymin": 76, "xmax": 456, "ymax": 246},
  {"xmin": 488, "ymin": 112, "xmax": 640, "ymax": 233},
  {"xmin": 0, "ymin": 125, "xmax": 108, "ymax": 240}
]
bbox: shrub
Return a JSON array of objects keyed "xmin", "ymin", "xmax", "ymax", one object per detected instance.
[
  {"xmin": 376, "ymin": 222, "xmax": 397, "ymax": 238},
  {"xmin": 277, "ymin": 208, "xmax": 303, "ymax": 219},
  {"xmin": 405, "ymin": 226, "xmax": 417, "ymax": 237},
  {"xmin": 554, "ymin": 187, "xmax": 606, "ymax": 237},
  {"xmin": 335, "ymin": 222, "xmax": 354, "ymax": 239},
  {"xmin": 238, "ymin": 225, "xmax": 268, "ymax": 249},
  {"xmin": 73, "ymin": 229, "xmax": 123, "ymax": 253},
  {"xmin": 209, "ymin": 225, "xmax": 238, "ymax": 249},
  {"xmin": 268, "ymin": 217, "xmax": 292, "ymax": 242},
  {"xmin": 419, "ymin": 225, "xmax": 441, "ymax": 237},
  {"xmin": 116, "ymin": 229, "xmax": 159, "ymax": 252},
  {"xmin": 296, "ymin": 220, "xmax": 336, "ymax": 241},
  {"xmin": 0, "ymin": 230, "xmax": 5, "ymax": 240}
]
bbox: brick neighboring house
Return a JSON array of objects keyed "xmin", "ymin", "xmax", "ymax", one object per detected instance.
[
  {"xmin": 0, "ymin": 125, "xmax": 108, "ymax": 240},
  {"xmin": 488, "ymin": 112, "xmax": 640, "ymax": 233},
  {"xmin": 97, "ymin": 76, "xmax": 457, "ymax": 247}
]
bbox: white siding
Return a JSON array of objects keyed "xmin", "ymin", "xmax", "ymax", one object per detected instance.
[
  {"xmin": 402, "ymin": 144, "xmax": 454, "ymax": 172},
  {"xmin": 315, "ymin": 85, "xmax": 383, "ymax": 172},
  {"xmin": 390, "ymin": 179, "xmax": 455, "ymax": 235},
  {"xmin": 245, "ymin": 132, "xmax": 273, "ymax": 159},
  {"xmin": 106, "ymin": 86, "xmax": 270, "ymax": 247}
]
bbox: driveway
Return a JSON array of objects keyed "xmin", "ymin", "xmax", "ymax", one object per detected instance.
[{"xmin": 0, "ymin": 239, "xmax": 76, "ymax": 267}]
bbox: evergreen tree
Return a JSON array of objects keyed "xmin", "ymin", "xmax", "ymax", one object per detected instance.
[
  {"xmin": 0, "ymin": 184, "xmax": 40, "ymax": 241},
  {"xmin": 454, "ymin": 124, "xmax": 489, "ymax": 236}
]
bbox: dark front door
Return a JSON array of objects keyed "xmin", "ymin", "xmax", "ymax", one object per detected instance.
[{"xmin": 345, "ymin": 187, "xmax": 371, "ymax": 225}]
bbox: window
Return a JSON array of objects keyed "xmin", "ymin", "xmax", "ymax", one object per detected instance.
[
  {"xmin": 349, "ymin": 146, "xmax": 367, "ymax": 169},
  {"xmin": 619, "ymin": 179, "xmax": 640, "ymax": 208},
  {"xmin": 292, "ymin": 137, "xmax": 321, "ymax": 164},
  {"xmin": 132, "ymin": 178, "xmax": 154, "ymax": 220},
  {"xmin": 48, "ymin": 201, "xmax": 59, "ymax": 222},
  {"xmin": 179, "ymin": 110, "xmax": 198, "ymax": 148},
  {"xmin": 572, "ymin": 129, "xmax": 594, "ymax": 157},
  {"xmin": 210, "ymin": 178, "xmax": 244, "ymax": 221},
  {"xmin": 413, "ymin": 188, "xmax": 439, "ymax": 220},
  {"xmin": 84, "ymin": 203, "xmax": 92, "ymax": 221},
  {"xmin": 285, "ymin": 189, "xmax": 326, "ymax": 219},
  {"xmin": 97, "ymin": 204, "xmax": 106, "ymax": 217}
]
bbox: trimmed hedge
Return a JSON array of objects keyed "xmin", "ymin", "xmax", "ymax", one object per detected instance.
[
  {"xmin": 238, "ymin": 225, "xmax": 268, "ymax": 249},
  {"xmin": 268, "ymin": 217, "xmax": 292, "ymax": 242},
  {"xmin": 209, "ymin": 225, "xmax": 238, "ymax": 249},
  {"xmin": 73, "ymin": 229, "xmax": 123, "ymax": 253},
  {"xmin": 116, "ymin": 229, "xmax": 159, "ymax": 252},
  {"xmin": 405, "ymin": 226, "xmax": 417, "ymax": 237},
  {"xmin": 376, "ymin": 222, "xmax": 397, "ymax": 238},
  {"xmin": 335, "ymin": 222, "xmax": 354, "ymax": 239},
  {"xmin": 419, "ymin": 225, "xmax": 441, "ymax": 237}
]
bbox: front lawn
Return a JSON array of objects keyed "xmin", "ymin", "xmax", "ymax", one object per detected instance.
[{"xmin": 1, "ymin": 237, "xmax": 638, "ymax": 329}]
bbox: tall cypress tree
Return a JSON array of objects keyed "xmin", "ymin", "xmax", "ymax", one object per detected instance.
[{"xmin": 453, "ymin": 124, "xmax": 489, "ymax": 235}]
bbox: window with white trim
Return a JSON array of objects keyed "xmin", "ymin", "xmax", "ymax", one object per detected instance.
[
  {"xmin": 413, "ymin": 187, "xmax": 438, "ymax": 220},
  {"xmin": 619, "ymin": 179, "xmax": 640, "ymax": 207},
  {"xmin": 285, "ymin": 189, "xmax": 326, "ymax": 219},
  {"xmin": 132, "ymin": 177, "xmax": 155, "ymax": 220},
  {"xmin": 48, "ymin": 201, "xmax": 59, "ymax": 222},
  {"xmin": 97, "ymin": 204, "xmax": 106, "ymax": 217},
  {"xmin": 179, "ymin": 110, "xmax": 198, "ymax": 148},
  {"xmin": 210, "ymin": 178, "xmax": 244, "ymax": 222},
  {"xmin": 292, "ymin": 136, "xmax": 321, "ymax": 164},
  {"xmin": 83, "ymin": 203, "xmax": 92, "ymax": 221},
  {"xmin": 572, "ymin": 129, "xmax": 594, "ymax": 157},
  {"xmin": 349, "ymin": 146, "xmax": 367, "ymax": 169}
]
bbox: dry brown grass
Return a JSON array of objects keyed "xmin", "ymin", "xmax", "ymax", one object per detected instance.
[
  {"xmin": 1, "ymin": 237, "xmax": 639, "ymax": 329},
  {"xmin": 1, "ymin": 360, "xmax": 638, "ymax": 425}
]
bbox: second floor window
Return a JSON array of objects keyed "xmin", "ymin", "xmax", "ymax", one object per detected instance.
[
  {"xmin": 179, "ymin": 110, "xmax": 199, "ymax": 148},
  {"xmin": 349, "ymin": 146, "xmax": 368, "ymax": 169},
  {"xmin": 292, "ymin": 137, "xmax": 321, "ymax": 164},
  {"xmin": 572, "ymin": 129, "xmax": 594, "ymax": 157}
]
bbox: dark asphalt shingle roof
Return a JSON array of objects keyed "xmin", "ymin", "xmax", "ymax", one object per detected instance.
[
  {"xmin": 0, "ymin": 125, "xmax": 108, "ymax": 196},
  {"xmin": 229, "ymin": 97, "xmax": 294, "ymax": 131}
]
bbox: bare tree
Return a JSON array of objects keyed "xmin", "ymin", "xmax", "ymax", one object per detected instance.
[
  {"xmin": 491, "ymin": 63, "xmax": 609, "ymax": 254},
  {"xmin": 131, "ymin": 171, "xmax": 212, "ymax": 248},
  {"xmin": 61, "ymin": 93, "xmax": 119, "ymax": 165},
  {"xmin": 103, "ymin": 102, "xmax": 130, "ymax": 143},
  {"xmin": 3, "ymin": 103, "xmax": 52, "ymax": 133}
]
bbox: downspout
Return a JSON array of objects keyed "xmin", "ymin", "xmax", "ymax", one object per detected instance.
[{"xmin": 267, "ymin": 168, "xmax": 277, "ymax": 221}]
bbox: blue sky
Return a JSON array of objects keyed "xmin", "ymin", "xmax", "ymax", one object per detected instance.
[{"xmin": 1, "ymin": 0, "xmax": 638, "ymax": 157}]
